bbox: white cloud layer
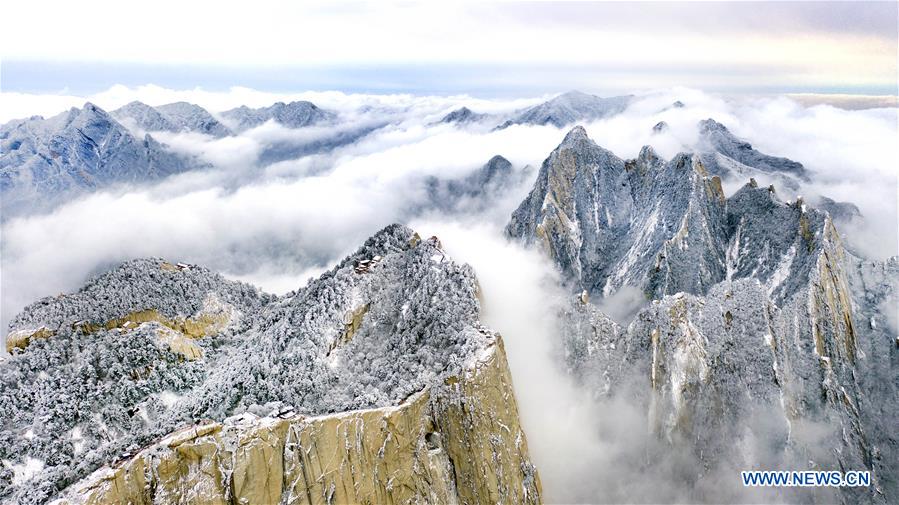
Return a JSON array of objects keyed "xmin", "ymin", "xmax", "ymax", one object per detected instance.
[
  {"xmin": 1, "ymin": 85, "xmax": 896, "ymax": 500},
  {"xmin": 3, "ymin": 85, "xmax": 896, "ymax": 328}
]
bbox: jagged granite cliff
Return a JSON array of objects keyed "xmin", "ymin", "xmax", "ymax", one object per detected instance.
[
  {"xmin": 510, "ymin": 126, "xmax": 897, "ymax": 503},
  {"xmin": 0, "ymin": 225, "xmax": 540, "ymax": 505},
  {"xmin": 508, "ymin": 126, "xmax": 730, "ymax": 299}
]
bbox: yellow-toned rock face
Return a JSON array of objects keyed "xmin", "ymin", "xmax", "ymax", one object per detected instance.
[
  {"xmin": 54, "ymin": 336, "xmax": 541, "ymax": 505},
  {"xmin": 5, "ymin": 326, "xmax": 55, "ymax": 353},
  {"xmin": 7, "ymin": 293, "xmax": 233, "ymax": 355}
]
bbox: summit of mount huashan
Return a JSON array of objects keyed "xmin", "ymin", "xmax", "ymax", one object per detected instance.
[
  {"xmin": 0, "ymin": 225, "xmax": 541, "ymax": 505},
  {"xmin": 508, "ymin": 125, "xmax": 898, "ymax": 503}
]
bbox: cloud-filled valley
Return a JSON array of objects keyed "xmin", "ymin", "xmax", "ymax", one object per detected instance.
[
  {"xmin": 3, "ymin": 85, "xmax": 896, "ymax": 333},
  {"xmin": 1, "ymin": 85, "xmax": 897, "ymax": 503}
]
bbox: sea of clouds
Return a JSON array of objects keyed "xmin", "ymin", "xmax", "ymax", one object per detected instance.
[{"xmin": 1, "ymin": 84, "xmax": 896, "ymax": 501}]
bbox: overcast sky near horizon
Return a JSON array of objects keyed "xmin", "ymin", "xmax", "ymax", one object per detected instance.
[{"xmin": 1, "ymin": 1, "xmax": 896, "ymax": 96}]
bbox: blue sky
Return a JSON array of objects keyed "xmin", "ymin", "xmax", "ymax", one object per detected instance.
[{"xmin": 1, "ymin": 1, "xmax": 897, "ymax": 96}]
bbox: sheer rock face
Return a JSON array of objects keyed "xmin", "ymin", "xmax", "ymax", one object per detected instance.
[
  {"xmin": 220, "ymin": 101, "xmax": 336, "ymax": 132},
  {"xmin": 496, "ymin": 90, "xmax": 632, "ymax": 129},
  {"xmin": 846, "ymin": 256, "xmax": 899, "ymax": 499},
  {"xmin": 517, "ymin": 127, "xmax": 895, "ymax": 502},
  {"xmin": 53, "ymin": 338, "xmax": 537, "ymax": 505},
  {"xmin": 0, "ymin": 103, "xmax": 200, "ymax": 217},
  {"xmin": 0, "ymin": 224, "xmax": 540, "ymax": 505},
  {"xmin": 507, "ymin": 126, "xmax": 730, "ymax": 300},
  {"xmin": 112, "ymin": 101, "xmax": 232, "ymax": 138}
]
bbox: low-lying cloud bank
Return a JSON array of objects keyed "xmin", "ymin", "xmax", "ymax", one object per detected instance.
[{"xmin": 1, "ymin": 85, "xmax": 896, "ymax": 501}]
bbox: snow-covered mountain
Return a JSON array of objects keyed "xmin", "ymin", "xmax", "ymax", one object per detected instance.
[
  {"xmin": 696, "ymin": 118, "xmax": 808, "ymax": 190},
  {"xmin": 0, "ymin": 103, "xmax": 200, "ymax": 217},
  {"xmin": 220, "ymin": 101, "xmax": 336, "ymax": 132},
  {"xmin": 0, "ymin": 99, "xmax": 352, "ymax": 217},
  {"xmin": 424, "ymin": 154, "xmax": 533, "ymax": 212},
  {"xmin": 438, "ymin": 106, "xmax": 488, "ymax": 125},
  {"xmin": 0, "ymin": 225, "xmax": 540, "ymax": 505},
  {"xmin": 496, "ymin": 90, "xmax": 633, "ymax": 129},
  {"xmin": 508, "ymin": 126, "xmax": 898, "ymax": 503},
  {"xmin": 0, "ymin": 92, "xmax": 893, "ymax": 504},
  {"xmin": 112, "ymin": 101, "xmax": 231, "ymax": 137}
]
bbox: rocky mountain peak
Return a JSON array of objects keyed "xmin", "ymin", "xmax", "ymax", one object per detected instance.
[
  {"xmin": 635, "ymin": 144, "xmax": 663, "ymax": 166},
  {"xmin": 439, "ymin": 106, "xmax": 486, "ymax": 124},
  {"xmin": 482, "ymin": 154, "xmax": 513, "ymax": 178},
  {"xmin": 542, "ymin": 126, "xmax": 894, "ymax": 503},
  {"xmin": 0, "ymin": 103, "xmax": 199, "ymax": 217},
  {"xmin": 507, "ymin": 126, "xmax": 834, "ymax": 301},
  {"xmin": 0, "ymin": 224, "xmax": 541, "ymax": 505},
  {"xmin": 221, "ymin": 100, "xmax": 335, "ymax": 132},
  {"xmin": 424, "ymin": 154, "xmax": 528, "ymax": 212},
  {"xmin": 559, "ymin": 124, "xmax": 590, "ymax": 145},
  {"xmin": 495, "ymin": 91, "xmax": 632, "ymax": 129},
  {"xmin": 698, "ymin": 117, "xmax": 808, "ymax": 181},
  {"xmin": 112, "ymin": 101, "xmax": 231, "ymax": 137}
]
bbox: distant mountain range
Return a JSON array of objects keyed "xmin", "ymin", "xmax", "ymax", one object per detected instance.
[
  {"xmin": 439, "ymin": 90, "xmax": 633, "ymax": 129},
  {"xmin": 1, "ymin": 98, "xmax": 895, "ymax": 504},
  {"xmin": 112, "ymin": 101, "xmax": 232, "ymax": 137},
  {"xmin": 219, "ymin": 101, "xmax": 336, "ymax": 132},
  {"xmin": 0, "ymin": 103, "xmax": 200, "ymax": 216},
  {"xmin": 0, "ymin": 100, "xmax": 347, "ymax": 218},
  {"xmin": 496, "ymin": 90, "xmax": 633, "ymax": 129},
  {"xmin": 0, "ymin": 91, "xmax": 863, "ymax": 231}
]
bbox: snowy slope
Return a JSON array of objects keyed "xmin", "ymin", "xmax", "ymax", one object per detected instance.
[
  {"xmin": 0, "ymin": 103, "xmax": 201, "ymax": 217},
  {"xmin": 0, "ymin": 225, "xmax": 540, "ymax": 505},
  {"xmin": 496, "ymin": 90, "xmax": 632, "ymax": 129},
  {"xmin": 112, "ymin": 101, "xmax": 231, "ymax": 137}
]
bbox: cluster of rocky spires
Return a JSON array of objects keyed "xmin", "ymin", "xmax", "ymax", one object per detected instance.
[
  {"xmin": 1, "ymin": 94, "xmax": 896, "ymax": 503},
  {"xmin": 508, "ymin": 126, "xmax": 897, "ymax": 503}
]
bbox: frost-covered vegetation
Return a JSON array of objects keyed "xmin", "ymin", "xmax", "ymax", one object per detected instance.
[{"xmin": 0, "ymin": 224, "xmax": 490, "ymax": 504}]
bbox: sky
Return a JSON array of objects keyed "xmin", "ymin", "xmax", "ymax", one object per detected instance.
[{"xmin": 2, "ymin": 1, "xmax": 897, "ymax": 96}]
